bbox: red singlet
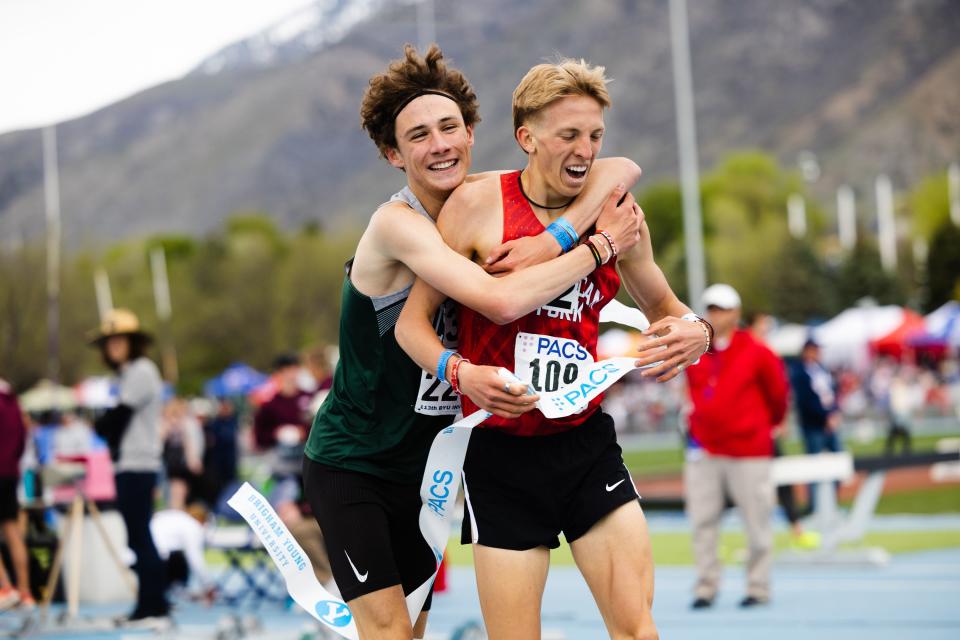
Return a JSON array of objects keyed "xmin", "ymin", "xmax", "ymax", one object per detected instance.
[{"xmin": 458, "ymin": 171, "xmax": 621, "ymax": 436}]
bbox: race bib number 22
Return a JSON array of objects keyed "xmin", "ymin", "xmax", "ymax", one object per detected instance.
[{"xmin": 415, "ymin": 299, "xmax": 461, "ymax": 416}]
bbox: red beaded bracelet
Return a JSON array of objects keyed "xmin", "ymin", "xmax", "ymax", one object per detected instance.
[{"xmin": 450, "ymin": 357, "xmax": 470, "ymax": 395}]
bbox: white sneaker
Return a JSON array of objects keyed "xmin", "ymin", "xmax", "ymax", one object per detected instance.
[
  {"xmin": 117, "ymin": 615, "xmax": 173, "ymax": 631},
  {"xmin": 0, "ymin": 588, "xmax": 20, "ymax": 611}
]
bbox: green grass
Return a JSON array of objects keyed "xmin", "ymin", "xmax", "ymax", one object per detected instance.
[
  {"xmin": 443, "ymin": 529, "xmax": 960, "ymax": 568},
  {"xmin": 866, "ymin": 485, "xmax": 960, "ymax": 514},
  {"xmin": 207, "ymin": 527, "xmax": 960, "ymax": 570},
  {"xmin": 623, "ymin": 433, "xmax": 960, "ymax": 514},
  {"xmin": 623, "ymin": 433, "xmax": 958, "ymax": 479},
  {"xmin": 622, "ymin": 447, "xmax": 687, "ymax": 476}
]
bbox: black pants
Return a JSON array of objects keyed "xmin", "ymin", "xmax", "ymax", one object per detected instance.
[
  {"xmin": 885, "ymin": 419, "xmax": 912, "ymax": 456},
  {"xmin": 116, "ymin": 471, "xmax": 169, "ymax": 616},
  {"xmin": 773, "ymin": 440, "xmax": 802, "ymax": 524}
]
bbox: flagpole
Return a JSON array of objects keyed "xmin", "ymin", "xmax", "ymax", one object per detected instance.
[
  {"xmin": 43, "ymin": 125, "xmax": 61, "ymax": 382},
  {"xmin": 669, "ymin": 0, "xmax": 707, "ymax": 308},
  {"xmin": 93, "ymin": 268, "xmax": 113, "ymax": 321},
  {"xmin": 150, "ymin": 247, "xmax": 178, "ymax": 383}
]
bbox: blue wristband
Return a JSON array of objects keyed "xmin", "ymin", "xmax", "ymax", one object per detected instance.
[
  {"xmin": 554, "ymin": 216, "xmax": 579, "ymax": 245},
  {"xmin": 545, "ymin": 221, "xmax": 576, "ymax": 253},
  {"xmin": 436, "ymin": 349, "xmax": 456, "ymax": 384}
]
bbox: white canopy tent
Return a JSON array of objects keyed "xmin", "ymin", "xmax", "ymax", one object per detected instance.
[
  {"xmin": 812, "ymin": 305, "xmax": 906, "ymax": 371},
  {"xmin": 766, "ymin": 323, "xmax": 810, "ymax": 358}
]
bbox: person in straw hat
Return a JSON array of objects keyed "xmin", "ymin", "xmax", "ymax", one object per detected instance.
[{"xmin": 90, "ymin": 308, "xmax": 170, "ymax": 625}]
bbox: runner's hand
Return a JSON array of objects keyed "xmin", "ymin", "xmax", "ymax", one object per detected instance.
[
  {"xmin": 827, "ymin": 411, "xmax": 841, "ymax": 432},
  {"xmin": 635, "ymin": 316, "xmax": 708, "ymax": 382},
  {"xmin": 458, "ymin": 362, "xmax": 539, "ymax": 418},
  {"xmin": 484, "ymin": 233, "xmax": 558, "ymax": 275},
  {"xmin": 596, "ymin": 187, "xmax": 642, "ymax": 256}
]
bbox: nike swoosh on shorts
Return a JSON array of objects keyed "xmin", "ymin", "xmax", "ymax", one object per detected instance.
[
  {"xmin": 605, "ymin": 479, "xmax": 626, "ymax": 492},
  {"xmin": 344, "ymin": 550, "xmax": 368, "ymax": 583}
]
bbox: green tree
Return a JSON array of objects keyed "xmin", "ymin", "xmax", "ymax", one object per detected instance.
[
  {"xmin": 766, "ymin": 237, "xmax": 837, "ymax": 322},
  {"xmin": 0, "ymin": 244, "xmax": 46, "ymax": 390},
  {"xmin": 637, "ymin": 181, "xmax": 687, "ymax": 301},
  {"xmin": 699, "ymin": 151, "xmax": 827, "ymax": 317},
  {"xmin": 924, "ymin": 221, "xmax": 960, "ymax": 311},
  {"xmin": 910, "ymin": 173, "xmax": 951, "ymax": 241},
  {"xmin": 834, "ymin": 239, "xmax": 905, "ymax": 308}
]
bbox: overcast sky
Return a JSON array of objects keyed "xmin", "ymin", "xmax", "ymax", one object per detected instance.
[{"xmin": 0, "ymin": 0, "xmax": 312, "ymax": 135}]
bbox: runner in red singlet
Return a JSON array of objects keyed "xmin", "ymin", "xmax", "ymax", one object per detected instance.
[
  {"xmin": 456, "ymin": 170, "xmax": 621, "ymax": 437},
  {"xmin": 397, "ymin": 58, "xmax": 712, "ymax": 639}
]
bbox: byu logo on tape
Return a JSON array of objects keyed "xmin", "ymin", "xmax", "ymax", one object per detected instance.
[{"xmin": 316, "ymin": 600, "xmax": 352, "ymax": 627}]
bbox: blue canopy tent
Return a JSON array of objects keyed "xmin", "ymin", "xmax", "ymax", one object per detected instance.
[
  {"xmin": 923, "ymin": 301, "xmax": 960, "ymax": 348},
  {"xmin": 203, "ymin": 363, "xmax": 269, "ymax": 398}
]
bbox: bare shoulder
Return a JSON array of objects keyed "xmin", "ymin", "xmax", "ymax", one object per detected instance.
[
  {"xmin": 366, "ymin": 201, "xmax": 437, "ymax": 254},
  {"xmin": 369, "ymin": 200, "xmax": 429, "ymax": 233},
  {"xmin": 464, "ymin": 170, "xmax": 510, "ymax": 183},
  {"xmin": 438, "ymin": 176, "xmax": 501, "ymax": 224}
]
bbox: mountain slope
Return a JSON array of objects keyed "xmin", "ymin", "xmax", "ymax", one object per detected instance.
[{"xmin": 0, "ymin": 0, "xmax": 957, "ymax": 245}]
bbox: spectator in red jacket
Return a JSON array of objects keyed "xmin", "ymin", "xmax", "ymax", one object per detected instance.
[
  {"xmin": 0, "ymin": 378, "xmax": 33, "ymax": 610},
  {"xmin": 683, "ymin": 284, "xmax": 788, "ymax": 610}
]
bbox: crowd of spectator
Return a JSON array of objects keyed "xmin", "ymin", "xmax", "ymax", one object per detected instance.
[
  {"xmin": 0, "ymin": 315, "xmax": 337, "ymax": 619},
  {"xmin": 605, "ymin": 347, "xmax": 960, "ymax": 441}
]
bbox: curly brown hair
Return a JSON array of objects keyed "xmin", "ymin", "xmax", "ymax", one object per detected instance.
[{"xmin": 361, "ymin": 44, "xmax": 481, "ymax": 158}]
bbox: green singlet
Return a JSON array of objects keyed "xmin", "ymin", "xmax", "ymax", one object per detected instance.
[{"xmin": 304, "ymin": 188, "xmax": 457, "ymax": 485}]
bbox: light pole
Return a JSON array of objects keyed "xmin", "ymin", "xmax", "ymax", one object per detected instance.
[
  {"xmin": 150, "ymin": 247, "xmax": 178, "ymax": 383},
  {"xmin": 43, "ymin": 125, "xmax": 61, "ymax": 382},
  {"xmin": 787, "ymin": 194, "xmax": 807, "ymax": 239},
  {"xmin": 837, "ymin": 185, "xmax": 857, "ymax": 250},
  {"xmin": 875, "ymin": 174, "xmax": 896, "ymax": 273},
  {"xmin": 669, "ymin": 0, "xmax": 706, "ymax": 308}
]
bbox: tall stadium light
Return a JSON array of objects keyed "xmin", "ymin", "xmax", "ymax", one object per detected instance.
[
  {"xmin": 42, "ymin": 125, "xmax": 61, "ymax": 383},
  {"xmin": 875, "ymin": 174, "xmax": 897, "ymax": 273},
  {"xmin": 797, "ymin": 150, "xmax": 821, "ymax": 183},
  {"xmin": 150, "ymin": 247, "xmax": 172, "ymax": 322},
  {"xmin": 150, "ymin": 246, "xmax": 178, "ymax": 383},
  {"xmin": 417, "ymin": 0, "xmax": 435, "ymax": 49},
  {"xmin": 669, "ymin": 0, "xmax": 707, "ymax": 308},
  {"xmin": 787, "ymin": 194, "xmax": 807, "ymax": 238},
  {"xmin": 949, "ymin": 161, "xmax": 960, "ymax": 227},
  {"xmin": 837, "ymin": 185, "xmax": 857, "ymax": 250},
  {"xmin": 93, "ymin": 269, "xmax": 113, "ymax": 321},
  {"xmin": 912, "ymin": 237, "xmax": 928, "ymax": 271}
]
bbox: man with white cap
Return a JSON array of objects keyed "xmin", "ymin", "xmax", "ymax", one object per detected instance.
[{"xmin": 682, "ymin": 284, "xmax": 789, "ymax": 609}]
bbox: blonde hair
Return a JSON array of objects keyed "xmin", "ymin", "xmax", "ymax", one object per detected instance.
[{"xmin": 512, "ymin": 58, "xmax": 611, "ymax": 131}]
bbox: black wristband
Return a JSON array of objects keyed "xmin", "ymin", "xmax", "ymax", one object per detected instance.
[{"xmin": 586, "ymin": 239, "xmax": 602, "ymax": 268}]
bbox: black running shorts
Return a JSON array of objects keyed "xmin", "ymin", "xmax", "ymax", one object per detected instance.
[
  {"xmin": 461, "ymin": 410, "xmax": 638, "ymax": 550},
  {"xmin": 0, "ymin": 476, "xmax": 19, "ymax": 522},
  {"xmin": 302, "ymin": 458, "xmax": 435, "ymax": 609}
]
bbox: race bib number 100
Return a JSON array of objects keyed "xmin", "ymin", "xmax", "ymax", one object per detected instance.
[
  {"xmin": 514, "ymin": 332, "xmax": 591, "ymax": 396},
  {"xmin": 515, "ymin": 331, "xmax": 645, "ymax": 419}
]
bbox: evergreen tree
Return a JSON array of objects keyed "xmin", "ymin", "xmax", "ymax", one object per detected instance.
[
  {"xmin": 924, "ymin": 221, "xmax": 960, "ymax": 311},
  {"xmin": 767, "ymin": 237, "xmax": 836, "ymax": 323},
  {"xmin": 834, "ymin": 239, "xmax": 905, "ymax": 308}
]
